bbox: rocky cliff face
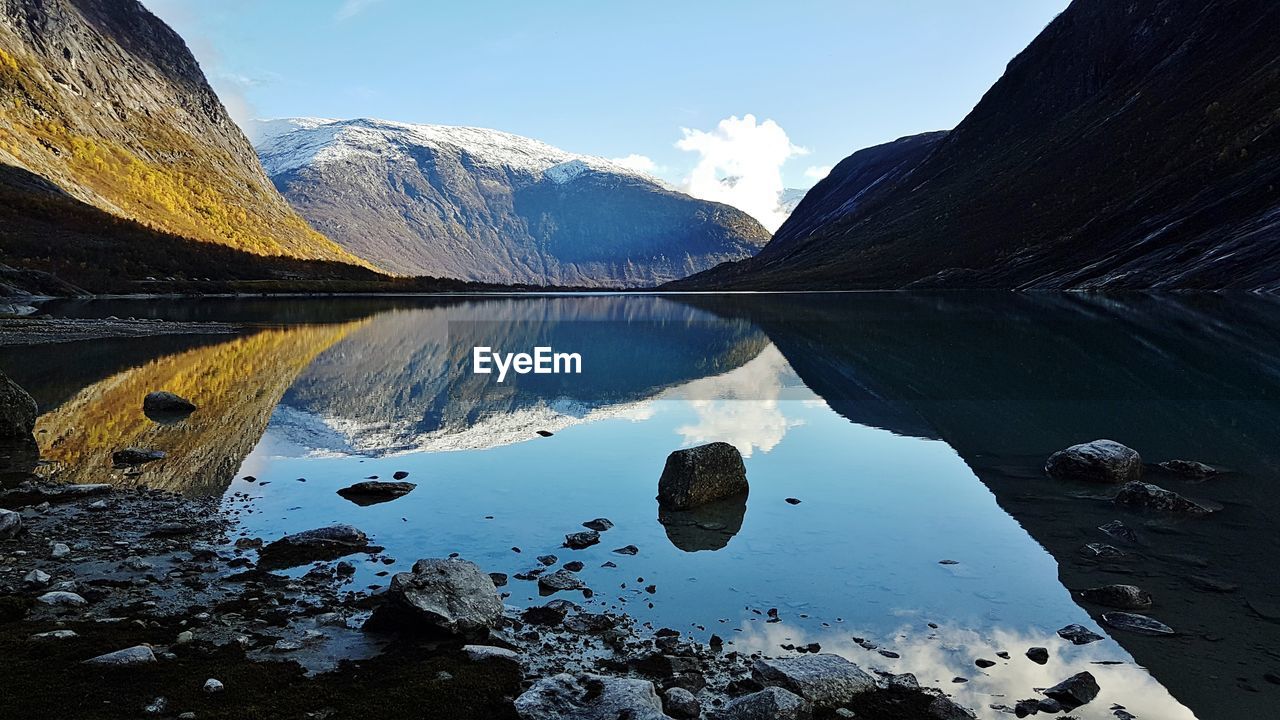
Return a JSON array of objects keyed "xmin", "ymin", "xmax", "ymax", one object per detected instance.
[
  {"xmin": 678, "ymin": 0, "xmax": 1280, "ymax": 290},
  {"xmin": 253, "ymin": 118, "xmax": 770, "ymax": 287},
  {"xmin": 0, "ymin": 0, "xmax": 370, "ymax": 268}
]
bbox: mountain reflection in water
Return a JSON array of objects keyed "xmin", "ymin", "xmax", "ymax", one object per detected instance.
[{"xmin": 11, "ymin": 292, "xmax": 1280, "ymax": 719}]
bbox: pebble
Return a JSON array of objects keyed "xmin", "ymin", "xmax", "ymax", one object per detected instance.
[{"xmin": 203, "ymin": 678, "xmax": 224, "ymax": 693}]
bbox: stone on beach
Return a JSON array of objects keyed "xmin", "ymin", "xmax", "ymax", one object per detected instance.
[
  {"xmin": 1045, "ymin": 439, "xmax": 1142, "ymax": 483},
  {"xmin": 1080, "ymin": 584, "xmax": 1153, "ymax": 610},
  {"xmin": 1101, "ymin": 611, "xmax": 1175, "ymax": 636},
  {"xmin": 1056, "ymin": 624, "xmax": 1103, "ymax": 645},
  {"xmin": 514, "ymin": 673, "xmax": 669, "ymax": 720},
  {"xmin": 657, "ymin": 441, "xmax": 748, "ymax": 510},
  {"xmin": 83, "ymin": 645, "xmax": 157, "ymax": 665},
  {"xmin": 751, "ymin": 654, "xmax": 876, "ymax": 709},
  {"xmin": 710, "ymin": 686, "xmax": 811, "ymax": 720},
  {"xmin": 1042, "ymin": 671, "xmax": 1100, "ymax": 710},
  {"xmin": 257, "ymin": 524, "xmax": 369, "ymax": 569},
  {"xmin": 1113, "ymin": 481, "xmax": 1212, "ymax": 514},
  {"xmin": 563, "ymin": 530, "xmax": 600, "ymax": 549},
  {"xmin": 0, "ymin": 370, "xmax": 37, "ymax": 438},
  {"xmin": 1157, "ymin": 459, "xmax": 1218, "ymax": 478},
  {"xmin": 37, "ymin": 591, "xmax": 86, "ymax": 607},
  {"xmin": 0, "ymin": 507, "xmax": 21, "ymax": 539},
  {"xmin": 374, "ymin": 557, "xmax": 503, "ymax": 638},
  {"xmin": 463, "ymin": 644, "xmax": 520, "ymax": 666},
  {"xmin": 538, "ymin": 569, "xmax": 587, "ymax": 594}
]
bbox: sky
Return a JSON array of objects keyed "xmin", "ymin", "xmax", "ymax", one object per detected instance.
[{"xmin": 144, "ymin": 0, "xmax": 1070, "ymax": 230}]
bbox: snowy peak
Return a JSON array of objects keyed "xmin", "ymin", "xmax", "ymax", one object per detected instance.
[{"xmin": 250, "ymin": 117, "xmax": 657, "ymax": 185}]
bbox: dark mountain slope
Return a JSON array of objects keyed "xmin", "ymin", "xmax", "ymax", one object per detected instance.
[{"xmin": 677, "ymin": 0, "xmax": 1280, "ymax": 290}]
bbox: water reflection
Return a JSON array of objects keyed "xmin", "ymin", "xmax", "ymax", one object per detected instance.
[{"xmin": 657, "ymin": 493, "xmax": 747, "ymax": 552}]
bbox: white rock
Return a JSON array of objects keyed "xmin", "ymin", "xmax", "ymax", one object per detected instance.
[
  {"xmin": 0, "ymin": 508, "xmax": 21, "ymax": 539},
  {"xmin": 31, "ymin": 629, "xmax": 78, "ymax": 640},
  {"xmin": 463, "ymin": 644, "xmax": 520, "ymax": 665},
  {"xmin": 176, "ymin": 630, "xmax": 195, "ymax": 644},
  {"xmin": 83, "ymin": 645, "xmax": 157, "ymax": 665},
  {"xmin": 50, "ymin": 542, "xmax": 71, "ymax": 558},
  {"xmin": 36, "ymin": 591, "xmax": 87, "ymax": 607},
  {"xmin": 203, "ymin": 678, "xmax": 224, "ymax": 693}
]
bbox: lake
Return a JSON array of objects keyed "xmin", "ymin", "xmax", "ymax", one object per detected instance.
[{"xmin": 6, "ymin": 292, "xmax": 1280, "ymax": 720}]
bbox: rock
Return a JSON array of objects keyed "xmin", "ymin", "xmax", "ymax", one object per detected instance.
[
  {"xmin": 1158, "ymin": 459, "xmax": 1218, "ymax": 479},
  {"xmin": 613, "ymin": 545, "xmax": 639, "ymax": 555},
  {"xmin": 143, "ymin": 697, "xmax": 168, "ymax": 715},
  {"xmin": 928, "ymin": 696, "xmax": 978, "ymax": 719},
  {"xmin": 1080, "ymin": 584, "xmax": 1153, "ymax": 610},
  {"xmin": 0, "ymin": 508, "xmax": 21, "ymax": 539},
  {"xmin": 1042, "ymin": 671, "xmax": 1100, "ymax": 710},
  {"xmin": 143, "ymin": 391, "xmax": 196, "ymax": 414},
  {"xmin": 257, "ymin": 525, "xmax": 369, "ymax": 569},
  {"xmin": 1057, "ymin": 624, "xmax": 1104, "ymax": 645},
  {"xmin": 582, "ymin": 518, "xmax": 613, "ymax": 531},
  {"xmin": 1045, "ymin": 439, "xmax": 1142, "ymax": 483},
  {"xmin": 50, "ymin": 542, "xmax": 70, "ymax": 558},
  {"xmin": 1081, "ymin": 542, "xmax": 1126, "ymax": 558},
  {"xmin": 0, "ymin": 370, "xmax": 37, "ymax": 438},
  {"xmin": 37, "ymin": 591, "xmax": 87, "ymax": 607},
  {"xmin": 1101, "ymin": 611, "xmax": 1175, "ymax": 636},
  {"xmin": 785, "ymin": 497, "xmax": 801, "ymax": 505},
  {"xmin": 537, "ymin": 554, "xmax": 559, "ymax": 566},
  {"xmin": 514, "ymin": 673, "xmax": 668, "ymax": 720},
  {"xmin": 488, "ymin": 572, "xmax": 508, "ymax": 587},
  {"xmin": 522, "ymin": 599, "xmax": 576, "ymax": 625},
  {"xmin": 536, "ymin": 430, "xmax": 554, "ymax": 437},
  {"xmin": 83, "ymin": 645, "xmax": 156, "ymax": 665},
  {"xmin": 657, "ymin": 442, "xmax": 749, "ymax": 510},
  {"xmin": 1026, "ymin": 647, "xmax": 1050, "ymax": 664},
  {"xmin": 463, "ymin": 644, "xmax": 520, "ymax": 666},
  {"xmin": 31, "ymin": 629, "xmax": 78, "ymax": 640},
  {"xmin": 564, "ymin": 530, "xmax": 600, "ymax": 549},
  {"xmin": 975, "ymin": 658, "xmax": 996, "ymax": 668},
  {"xmin": 393, "ymin": 470, "xmax": 410, "ymax": 480},
  {"xmin": 888, "ymin": 673, "xmax": 919, "ymax": 690},
  {"xmin": 712, "ymin": 687, "xmax": 811, "ymax": 720},
  {"xmin": 1037, "ymin": 698, "xmax": 1061, "ymax": 713},
  {"xmin": 751, "ymin": 654, "xmax": 876, "ymax": 709},
  {"xmin": 336, "ymin": 481, "xmax": 417, "ymax": 506},
  {"xmin": 1113, "ymin": 481, "xmax": 1212, "ymax": 514},
  {"xmin": 663, "ymin": 687, "xmax": 700, "ymax": 719},
  {"xmin": 176, "ymin": 630, "xmax": 194, "ymax": 644},
  {"xmin": 203, "ymin": 678, "xmax": 224, "ymax": 693},
  {"xmin": 1097, "ymin": 520, "xmax": 1138, "ymax": 543},
  {"xmin": 111, "ymin": 448, "xmax": 166, "ymax": 466},
  {"xmin": 1014, "ymin": 699, "xmax": 1041, "ymax": 717},
  {"xmin": 538, "ymin": 569, "xmax": 586, "ymax": 594},
  {"xmin": 376, "ymin": 557, "xmax": 503, "ymax": 638}
]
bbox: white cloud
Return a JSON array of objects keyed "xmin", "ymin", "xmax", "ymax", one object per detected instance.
[
  {"xmin": 804, "ymin": 165, "xmax": 833, "ymax": 181},
  {"xmin": 610, "ymin": 153, "xmax": 659, "ymax": 175},
  {"xmin": 335, "ymin": 0, "xmax": 383, "ymax": 21},
  {"xmin": 675, "ymin": 114, "xmax": 807, "ymax": 232}
]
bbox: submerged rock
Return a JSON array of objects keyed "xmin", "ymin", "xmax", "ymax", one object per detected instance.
[
  {"xmin": 1080, "ymin": 584, "xmax": 1153, "ymax": 610},
  {"xmin": 0, "ymin": 508, "xmax": 21, "ymax": 539},
  {"xmin": 1113, "ymin": 481, "xmax": 1212, "ymax": 514},
  {"xmin": 336, "ymin": 481, "xmax": 417, "ymax": 506},
  {"xmin": 658, "ymin": 442, "xmax": 748, "ymax": 510},
  {"xmin": 1157, "ymin": 459, "xmax": 1218, "ymax": 479},
  {"xmin": 143, "ymin": 391, "xmax": 197, "ymax": 414},
  {"xmin": 257, "ymin": 524, "xmax": 370, "ymax": 569},
  {"xmin": 0, "ymin": 370, "xmax": 37, "ymax": 438},
  {"xmin": 1056, "ymin": 624, "xmax": 1104, "ymax": 645},
  {"xmin": 464, "ymin": 644, "xmax": 520, "ymax": 666},
  {"xmin": 751, "ymin": 654, "xmax": 876, "ymax": 709},
  {"xmin": 711, "ymin": 686, "xmax": 811, "ymax": 720},
  {"xmin": 514, "ymin": 673, "xmax": 668, "ymax": 720},
  {"xmin": 1101, "ymin": 611, "xmax": 1175, "ymax": 636},
  {"xmin": 111, "ymin": 448, "xmax": 166, "ymax": 466},
  {"xmin": 1045, "ymin": 440, "xmax": 1142, "ymax": 483},
  {"xmin": 522, "ymin": 599, "xmax": 576, "ymax": 625},
  {"xmin": 1042, "ymin": 671, "xmax": 1099, "ymax": 710},
  {"xmin": 83, "ymin": 645, "xmax": 157, "ymax": 665},
  {"xmin": 538, "ymin": 569, "xmax": 587, "ymax": 594},
  {"xmin": 373, "ymin": 557, "xmax": 503, "ymax": 638},
  {"xmin": 563, "ymin": 530, "xmax": 600, "ymax": 549},
  {"xmin": 582, "ymin": 518, "xmax": 614, "ymax": 532}
]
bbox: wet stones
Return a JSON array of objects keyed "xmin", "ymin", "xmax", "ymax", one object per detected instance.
[
  {"xmin": 143, "ymin": 391, "xmax": 197, "ymax": 414},
  {"xmin": 1042, "ymin": 671, "xmax": 1100, "ymax": 710},
  {"xmin": 1113, "ymin": 481, "xmax": 1212, "ymax": 515},
  {"xmin": 538, "ymin": 569, "xmax": 587, "ymax": 594},
  {"xmin": 522, "ymin": 599, "xmax": 576, "ymax": 625},
  {"xmin": 464, "ymin": 644, "xmax": 521, "ymax": 667},
  {"xmin": 711, "ymin": 686, "xmax": 811, "ymax": 720},
  {"xmin": 563, "ymin": 530, "xmax": 600, "ymax": 549},
  {"xmin": 336, "ymin": 481, "xmax": 417, "ymax": 506},
  {"xmin": 111, "ymin": 448, "xmax": 166, "ymax": 466},
  {"xmin": 1056, "ymin": 624, "xmax": 1103, "ymax": 645},
  {"xmin": 1098, "ymin": 520, "xmax": 1138, "ymax": 543},
  {"xmin": 1045, "ymin": 440, "xmax": 1142, "ymax": 484},
  {"xmin": 751, "ymin": 654, "xmax": 876, "ymax": 709},
  {"xmin": 514, "ymin": 673, "xmax": 668, "ymax": 720},
  {"xmin": 657, "ymin": 442, "xmax": 748, "ymax": 510},
  {"xmin": 36, "ymin": 591, "xmax": 86, "ymax": 607},
  {"xmin": 372, "ymin": 557, "xmax": 503, "ymax": 638},
  {"xmin": 1101, "ymin": 611, "xmax": 1175, "ymax": 636},
  {"xmin": 1157, "ymin": 459, "xmax": 1218, "ymax": 479},
  {"xmin": 0, "ymin": 370, "xmax": 37, "ymax": 438},
  {"xmin": 582, "ymin": 518, "xmax": 613, "ymax": 532},
  {"xmin": 83, "ymin": 645, "xmax": 157, "ymax": 665},
  {"xmin": 257, "ymin": 524, "xmax": 370, "ymax": 569},
  {"xmin": 1025, "ymin": 647, "xmax": 1050, "ymax": 665},
  {"xmin": 1080, "ymin": 584, "xmax": 1153, "ymax": 611},
  {"xmin": 613, "ymin": 544, "xmax": 639, "ymax": 556},
  {"xmin": 1081, "ymin": 542, "xmax": 1125, "ymax": 559},
  {"xmin": 0, "ymin": 507, "xmax": 21, "ymax": 539},
  {"xmin": 663, "ymin": 686, "xmax": 700, "ymax": 719}
]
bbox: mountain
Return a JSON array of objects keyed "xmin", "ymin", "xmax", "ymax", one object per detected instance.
[
  {"xmin": 676, "ymin": 0, "xmax": 1280, "ymax": 290},
  {"xmin": 0, "ymin": 0, "xmax": 377, "ymax": 290},
  {"xmin": 251, "ymin": 117, "xmax": 770, "ymax": 287}
]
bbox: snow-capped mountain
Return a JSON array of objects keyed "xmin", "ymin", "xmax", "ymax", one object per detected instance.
[{"xmin": 250, "ymin": 118, "xmax": 771, "ymax": 286}]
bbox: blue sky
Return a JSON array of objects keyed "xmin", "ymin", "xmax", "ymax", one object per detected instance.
[{"xmin": 145, "ymin": 0, "xmax": 1068, "ymax": 227}]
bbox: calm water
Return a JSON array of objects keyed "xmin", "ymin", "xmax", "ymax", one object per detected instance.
[{"xmin": 7, "ymin": 292, "xmax": 1280, "ymax": 720}]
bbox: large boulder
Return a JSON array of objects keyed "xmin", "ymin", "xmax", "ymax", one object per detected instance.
[
  {"xmin": 1042, "ymin": 671, "xmax": 1099, "ymax": 710},
  {"xmin": 658, "ymin": 442, "xmax": 748, "ymax": 510},
  {"xmin": 0, "ymin": 370, "xmax": 37, "ymax": 438},
  {"xmin": 514, "ymin": 673, "xmax": 669, "ymax": 720},
  {"xmin": 374, "ymin": 557, "xmax": 503, "ymax": 638},
  {"xmin": 1045, "ymin": 440, "xmax": 1142, "ymax": 483},
  {"xmin": 751, "ymin": 654, "xmax": 876, "ymax": 709},
  {"xmin": 711, "ymin": 687, "xmax": 811, "ymax": 720},
  {"xmin": 1113, "ymin": 481, "xmax": 1212, "ymax": 514},
  {"xmin": 256, "ymin": 524, "xmax": 369, "ymax": 569}
]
